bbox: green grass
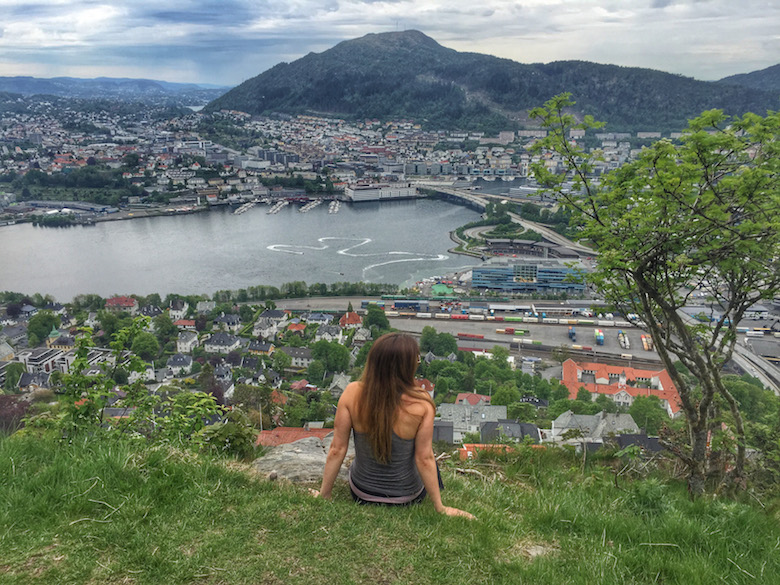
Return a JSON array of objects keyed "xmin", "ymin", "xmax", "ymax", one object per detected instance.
[{"xmin": 1, "ymin": 436, "xmax": 778, "ymax": 584}]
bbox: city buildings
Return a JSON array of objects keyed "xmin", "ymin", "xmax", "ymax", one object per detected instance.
[
  {"xmin": 561, "ymin": 359, "xmax": 682, "ymax": 418},
  {"xmin": 472, "ymin": 259, "xmax": 587, "ymax": 294}
]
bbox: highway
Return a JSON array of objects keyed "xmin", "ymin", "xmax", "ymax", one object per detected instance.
[{"xmin": 419, "ymin": 184, "xmax": 596, "ymax": 256}]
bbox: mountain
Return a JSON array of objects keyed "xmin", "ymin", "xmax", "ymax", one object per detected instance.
[
  {"xmin": 717, "ymin": 64, "xmax": 780, "ymax": 92},
  {"xmin": 206, "ymin": 30, "xmax": 779, "ymax": 132},
  {"xmin": 0, "ymin": 76, "xmax": 230, "ymax": 105}
]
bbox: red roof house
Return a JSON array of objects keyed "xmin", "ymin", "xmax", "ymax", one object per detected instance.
[
  {"xmin": 418, "ymin": 378, "xmax": 435, "ymax": 398},
  {"xmin": 561, "ymin": 359, "xmax": 681, "ymax": 417},
  {"xmin": 105, "ymin": 296, "xmax": 139, "ymax": 315},
  {"xmin": 287, "ymin": 322, "xmax": 306, "ymax": 334},
  {"xmin": 456, "ymin": 392, "xmax": 491, "ymax": 406},
  {"xmin": 270, "ymin": 389, "xmax": 288, "ymax": 406},
  {"xmin": 290, "ymin": 379, "xmax": 318, "ymax": 393},
  {"xmin": 339, "ymin": 312, "xmax": 363, "ymax": 329}
]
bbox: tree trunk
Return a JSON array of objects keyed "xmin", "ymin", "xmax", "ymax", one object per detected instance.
[{"xmin": 688, "ymin": 426, "xmax": 709, "ymax": 498}]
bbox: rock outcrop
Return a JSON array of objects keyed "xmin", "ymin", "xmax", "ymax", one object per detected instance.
[{"xmin": 252, "ymin": 433, "xmax": 355, "ymax": 483}]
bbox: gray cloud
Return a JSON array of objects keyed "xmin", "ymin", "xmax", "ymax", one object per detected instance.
[{"xmin": 0, "ymin": 0, "xmax": 776, "ymax": 85}]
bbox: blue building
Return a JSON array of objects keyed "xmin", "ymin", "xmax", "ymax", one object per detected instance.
[{"xmin": 472, "ymin": 260, "xmax": 587, "ymax": 293}]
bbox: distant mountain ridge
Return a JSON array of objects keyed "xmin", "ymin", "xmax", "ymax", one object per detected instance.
[
  {"xmin": 717, "ymin": 64, "xmax": 780, "ymax": 92},
  {"xmin": 0, "ymin": 76, "xmax": 230, "ymax": 104},
  {"xmin": 206, "ymin": 30, "xmax": 779, "ymax": 132}
]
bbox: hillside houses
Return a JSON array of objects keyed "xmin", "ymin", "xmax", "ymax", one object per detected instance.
[
  {"xmin": 437, "ymin": 403, "xmax": 507, "ymax": 442},
  {"xmin": 278, "ymin": 346, "xmax": 314, "ymax": 369},
  {"xmin": 105, "ymin": 296, "xmax": 138, "ymax": 315},
  {"xmin": 204, "ymin": 332, "xmax": 241, "ymax": 354},
  {"xmin": 177, "ymin": 331, "xmax": 199, "ymax": 353},
  {"xmin": 561, "ymin": 359, "xmax": 682, "ymax": 418}
]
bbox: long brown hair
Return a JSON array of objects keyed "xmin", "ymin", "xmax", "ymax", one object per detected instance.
[{"xmin": 357, "ymin": 332, "xmax": 431, "ymax": 464}]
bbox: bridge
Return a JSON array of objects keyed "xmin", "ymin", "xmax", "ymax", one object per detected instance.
[{"xmin": 416, "ymin": 183, "xmax": 596, "ymax": 256}]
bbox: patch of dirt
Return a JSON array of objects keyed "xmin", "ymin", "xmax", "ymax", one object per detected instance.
[
  {"xmin": 13, "ymin": 543, "xmax": 66, "ymax": 576},
  {"xmin": 504, "ymin": 538, "xmax": 559, "ymax": 561}
]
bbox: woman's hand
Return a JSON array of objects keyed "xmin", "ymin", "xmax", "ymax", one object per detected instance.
[
  {"xmin": 309, "ymin": 488, "xmax": 332, "ymax": 500},
  {"xmin": 441, "ymin": 506, "xmax": 476, "ymax": 520}
]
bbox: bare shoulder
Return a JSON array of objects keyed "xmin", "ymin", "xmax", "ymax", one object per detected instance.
[
  {"xmin": 339, "ymin": 381, "xmax": 362, "ymax": 406},
  {"xmin": 401, "ymin": 388, "xmax": 435, "ymax": 417},
  {"xmin": 342, "ymin": 381, "xmax": 363, "ymax": 396}
]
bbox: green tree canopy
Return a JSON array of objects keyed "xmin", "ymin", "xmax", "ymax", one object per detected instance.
[
  {"xmin": 131, "ymin": 331, "xmax": 160, "ymax": 362},
  {"xmin": 531, "ymin": 93, "xmax": 780, "ymax": 495},
  {"xmin": 3, "ymin": 362, "xmax": 26, "ymax": 393},
  {"xmin": 27, "ymin": 311, "xmax": 59, "ymax": 346},
  {"xmin": 272, "ymin": 350, "xmax": 292, "ymax": 372},
  {"xmin": 311, "ymin": 340, "xmax": 350, "ymax": 372},
  {"xmin": 364, "ymin": 305, "xmax": 390, "ymax": 333},
  {"xmin": 629, "ymin": 395, "xmax": 669, "ymax": 436}
]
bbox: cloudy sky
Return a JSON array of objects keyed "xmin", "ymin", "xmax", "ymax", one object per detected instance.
[{"xmin": 0, "ymin": 0, "xmax": 777, "ymax": 87}]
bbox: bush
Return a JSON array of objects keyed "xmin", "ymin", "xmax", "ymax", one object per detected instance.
[{"xmin": 195, "ymin": 410, "xmax": 257, "ymax": 459}]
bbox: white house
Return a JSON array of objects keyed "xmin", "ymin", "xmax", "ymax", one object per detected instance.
[
  {"xmin": 204, "ymin": 332, "xmax": 241, "ymax": 354},
  {"xmin": 315, "ymin": 325, "xmax": 343, "ymax": 344},
  {"xmin": 177, "ymin": 331, "xmax": 199, "ymax": 354},
  {"xmin": 169, "ymin": 299, "xmax": 189, "ymax": 321},
  {"xmin": 278, "ymin": 346, "xmax": 313, "ymax": 369}
]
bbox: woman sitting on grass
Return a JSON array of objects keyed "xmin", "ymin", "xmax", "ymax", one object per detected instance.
[{"xmin": 315, "ymin": 332, "xmax": 474, "ymax": 519}]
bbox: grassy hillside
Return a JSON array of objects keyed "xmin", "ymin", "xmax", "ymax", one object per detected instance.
[
  {"xmin": 2, "ymin": 435, "xmax": 778, "ymax": 584},
  {"xmin": 206, "ymin": 30, "xmax": 779, "ymax": 132}
]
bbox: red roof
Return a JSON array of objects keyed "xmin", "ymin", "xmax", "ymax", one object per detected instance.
[
  {"xmin": 105, "ymin": 296, "xmax": 137, "ymax": 308},
  {"xmin": 174, "ymin": 319, "xmax": 196, "ymax": 327},
  {"xmin": 290, "ymin": 379, "xmax": 317, "ymax": 392},
  {"xmin": 256, "ymin": 427, "xmax": 332, "ymax": 447},
  {"xmin": 456, "ymin": 392, "xmax": 491, "ymax": 405},
  {"xmin": 418, "ymin": 379, "xmax": 435, "ymax": 395},
  {"xmin": 287, "ymin": 323, "xmax": 306, "ymax": 332},
  {"xmin": 561, "ymin": 359, "xmax": 681, "ymax": 415},
  {"xmin": 270, "ymin": 389, "xmax": 287, "ymax": 406},
  {"xmin": 339, "ymin": 312, "xmax": 363, "ymax": 327}
]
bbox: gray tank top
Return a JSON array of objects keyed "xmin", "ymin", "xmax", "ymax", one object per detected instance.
[{"xmin": 349, "ymin": 429, "xmax": 424, "ymax": 503}]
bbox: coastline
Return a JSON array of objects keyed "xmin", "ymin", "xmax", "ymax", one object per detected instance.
[{"xmin": 92, "ymin": 206, "xmax": 210, "ymax": 223}]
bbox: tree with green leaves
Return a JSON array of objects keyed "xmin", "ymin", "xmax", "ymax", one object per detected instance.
[
  {"xmin": 307, "ymin": 359, "xmax": 326, "ymax": 383},
  {"xmin": 272, "ymin": 349, "xmax": 292, "ymax": 373},
  {"xmin": 629, "ymin": 395, "xmax": 668, "ymax": 436},
  {"xmin": 419, "ymin": 326, "xmax": 438, "ymax": 353},
  {"xmin": 131, "ymin": 331, "xmax": 160, "ymax": 362},
  {"xmin": 3, "ymin": 362, "xmax": 26, "ymax": 393},
  {"xmin": 531, "ymin": 93, "xmax": 780, "ymax": 495},
  {"xmin": 153, "ymin": 314, "xmax": 177, "ymax": 344},
  {"xmin": 26, "ymin": 311, "xmax": 59, "ymax": 347},
  {"xmin": 363, "ymin": 305, "xmax": 390, "ymax": 333},
  {"xmin": 576, "ymin": 387, "xmax": 592, "ymax": 403},
  {"xmin": 311, "ymin": 340, "xmax": 350, "ymax": 372}
]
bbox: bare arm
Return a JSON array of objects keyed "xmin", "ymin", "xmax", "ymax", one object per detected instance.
[
  {"xmin": 414, "ymin": 403, "xmax": 475, "ymax": 519},
  {"xmin": 317, "ymin": 385, "xmax": 354, "ymax": 499}
]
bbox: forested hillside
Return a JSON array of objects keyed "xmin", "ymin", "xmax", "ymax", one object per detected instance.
[{"xmin": 207, "ymin": 30, "xmax": 778, "ymax": 132}]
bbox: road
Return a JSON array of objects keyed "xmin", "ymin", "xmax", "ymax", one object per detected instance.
[{"xmin": 425, "ymin": 185, "xmax": 596, "ymax": 256}]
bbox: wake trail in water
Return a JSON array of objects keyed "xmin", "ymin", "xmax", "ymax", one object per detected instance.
[{"xmin": 267, "ymin": 236, "xmax": 449, "ymax": 279}]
